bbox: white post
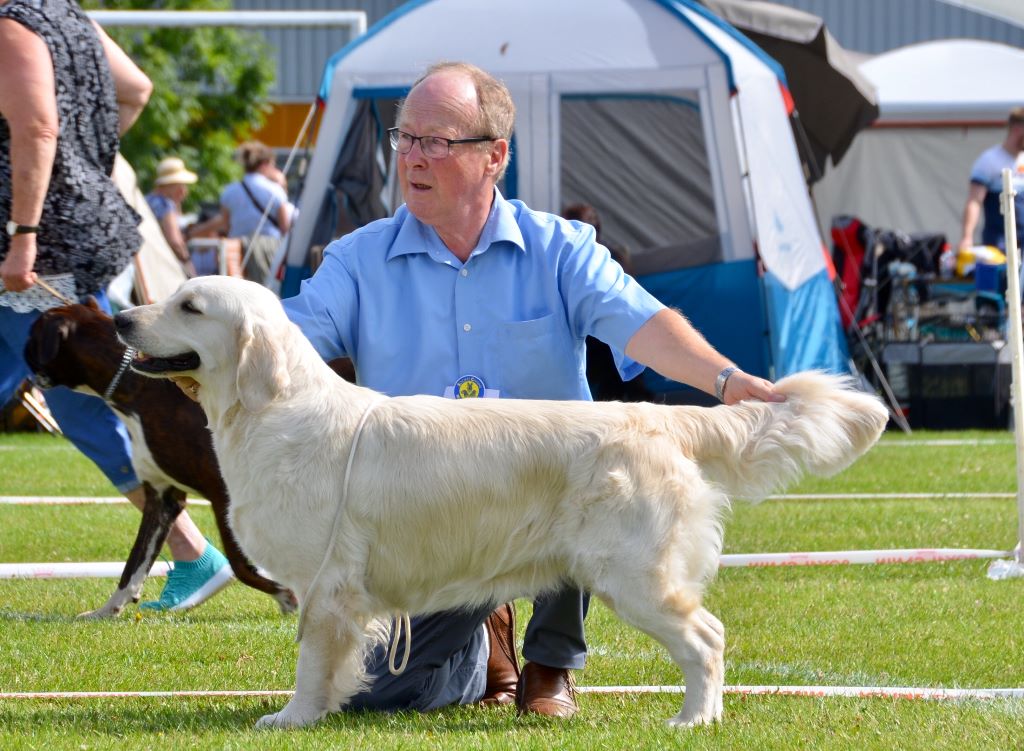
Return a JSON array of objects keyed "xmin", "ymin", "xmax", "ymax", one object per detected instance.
[
  {"xmin": 88, "ymin": 11, "xmax": 367, "ymax": 36},
  {"xmin": 1000, "ymin": 168, "xmax": 1024, "ymax": 564}
]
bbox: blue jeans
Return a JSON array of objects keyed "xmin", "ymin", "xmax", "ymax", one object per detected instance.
[{"xmin": 0, "ymin": 290, "xmax": 138, "ymax": 492}]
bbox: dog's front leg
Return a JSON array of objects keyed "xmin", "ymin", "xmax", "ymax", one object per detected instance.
[
  {"xmin": 79, "ymin": 484, "xmax": 183, "ymax": 619},
  {"xmin": 255, "ymin": 607, "xmax": 355, "ymax": 729}
]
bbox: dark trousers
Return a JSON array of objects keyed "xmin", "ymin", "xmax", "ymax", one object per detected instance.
[{"xmin": 346, "ymin": 586, "xmax": 589, "ymax": 711}]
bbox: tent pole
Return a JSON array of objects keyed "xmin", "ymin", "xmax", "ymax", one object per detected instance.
[
  {"xmin": 831, "ymin": 223, "xmax": 912, "ymax": 433},
  {"xmin": 241, "ymin": 102, "xmax": 319, "ymax": 277},
  {"xmin": 999, "ymin": 168, "xmax": 1024, "ymax": 563}
]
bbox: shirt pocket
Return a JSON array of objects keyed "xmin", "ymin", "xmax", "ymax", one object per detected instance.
[{"xmin": 494, "ymin": 313, "xmax": 579, "ymax": 399}]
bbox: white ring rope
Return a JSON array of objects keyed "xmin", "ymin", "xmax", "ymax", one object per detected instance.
[
  {"xmin": 1, "ymin": 685, "xmax": 1021, "ymax": 701},
  {"xmin": 0, "ymin": 548, "xmax": 1009, "ymax": 580}
]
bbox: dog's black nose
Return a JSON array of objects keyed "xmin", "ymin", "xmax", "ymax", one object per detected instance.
[{"xmin": 113, "ymin": 312, "xmax": 133, "ymax": 333}]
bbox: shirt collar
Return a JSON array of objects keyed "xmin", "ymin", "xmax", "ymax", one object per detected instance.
[{"xmin": 388, "ymin": 188, "xmax": 526, "ymax": 262}]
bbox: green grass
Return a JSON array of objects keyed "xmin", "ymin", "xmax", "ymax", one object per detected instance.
[{"xmin": 1, "ymin": 430, "xmax": 1023, "ymax": 750}]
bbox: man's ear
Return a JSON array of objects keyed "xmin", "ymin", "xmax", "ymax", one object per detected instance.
[{"xmin": 486, "ymin": 138, "xmax": 509, "ymax": 178}]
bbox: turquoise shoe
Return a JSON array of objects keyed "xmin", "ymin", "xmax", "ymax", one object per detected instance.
[{"xmin": 140, "ymin": 540, "xmax": 234, "ymax": 612}]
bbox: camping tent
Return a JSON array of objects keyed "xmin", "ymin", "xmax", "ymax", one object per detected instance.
[
  {"xmin": 282, "ymin": 0, "xmax": 847, "ymax": 393},
  {"xmin": 812, "ymin": 39, "xmax": 1024, "ymax": 247}
]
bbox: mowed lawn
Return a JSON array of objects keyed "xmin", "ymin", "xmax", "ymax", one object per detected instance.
[{"xmin": 0, "ymin": 429, "xmax": 1022, "ymax": 750}]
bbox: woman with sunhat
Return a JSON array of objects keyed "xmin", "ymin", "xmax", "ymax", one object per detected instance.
[{"xmin": 146, "ymin": 156, "xmax": 198, "ymax": 276}]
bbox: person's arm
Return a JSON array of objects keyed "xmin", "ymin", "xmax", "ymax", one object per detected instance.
[
  {"xmin": 0, "ymin": 18, "xmax": 57, "ymax": 292},
  {"xmin": 959, "ymin": 182, "xmax": 987, "ymax": 249},
  {"xmin": 624, "ymin": 308, "xmax": 783, "ymax": 405},
  {"xmin": 275, "ymin": 200, "xmax": 292, "ymax": 235},
  {"xmin": 157, "ymin": 207, "xmax": 196, "ymax": 275},
  {"xmin": 90, "ymin": 20, "xmax": 151, "ymax": 135}
]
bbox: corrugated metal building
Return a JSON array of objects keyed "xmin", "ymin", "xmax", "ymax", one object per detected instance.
[{"xmin": 766, "ymin": 0, "xmax": 1024, "ymax": 53}]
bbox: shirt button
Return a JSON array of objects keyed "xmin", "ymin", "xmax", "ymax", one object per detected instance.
[
  {"xmin": 460, "ymin": 268, "xmax": 469, "ymax": 277},
  {"xmin": 463, "ymin": 323, "xmax": 472, "ymax": 332}
]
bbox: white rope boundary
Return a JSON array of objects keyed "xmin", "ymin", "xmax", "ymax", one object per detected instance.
[
  {"xmin": 1, "ymin": 685, "xmax": 1021, "ymax": 701},
  {"xmin": 0, "ymin": 547, "xmax": 1010, "ymax": 580},
  {"xmin": 0, "ymin": 496, "xmax": 210, "ymax": 505}
]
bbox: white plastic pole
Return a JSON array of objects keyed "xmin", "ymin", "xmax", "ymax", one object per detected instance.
[
  {"xmin": 0, "ymin": 562, "xmax": 170, "ymax": 579},
  {"xmin": 1001, "ymin": 168, "xmax": 1024, "ymax": 564},
  {"xmin": 88, "ymin": 11, "xmax": 367, "ymax": 36}
]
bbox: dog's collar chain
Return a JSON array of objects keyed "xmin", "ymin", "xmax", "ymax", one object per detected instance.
[{"xmin": 103, "ymin": 347, "xmax": 136, "ymax": 401}]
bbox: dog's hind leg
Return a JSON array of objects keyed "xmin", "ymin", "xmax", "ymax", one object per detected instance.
[
  {"xmin": 79, "ymin": 483, "xmax": 183, "ymax": 619},
  {"xmin": 606, "ymin": 590, "xmax": 725, "ymax": 728}
]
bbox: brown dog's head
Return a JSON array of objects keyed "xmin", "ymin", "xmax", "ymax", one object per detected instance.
[{"xmin": 24, "ymin": 298, "xmax": 115, "ymax": 391}]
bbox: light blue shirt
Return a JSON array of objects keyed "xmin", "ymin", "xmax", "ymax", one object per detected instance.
[
  {"xmin": 220, "ymin": 173, "xmax": 288, "ymax": 239},
  {"xmin": 283, "ymin": 190, "xmax": 664, "ymax": 400}
]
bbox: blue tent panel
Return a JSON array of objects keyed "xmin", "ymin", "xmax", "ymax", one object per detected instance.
[
  {"xmin": 763, "ymin": 268, "xmax": 848, "ymax": 376},
  {"xmin": 637, "ymin": 259, "xmax": 770, "ymax": 396}
]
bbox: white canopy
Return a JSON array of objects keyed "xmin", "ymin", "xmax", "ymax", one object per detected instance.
[{"xmin": 813, "ymin": 39, "xmax": 1024, "ymax": 245}]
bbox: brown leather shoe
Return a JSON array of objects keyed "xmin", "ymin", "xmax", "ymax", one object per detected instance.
[
  {"xmin": 516, "ymin": 661, "xmax": 578, "ymax": 718},
  {"xmin": 480, "ymin": 603, "xmax": 520, "ymax": 706}
]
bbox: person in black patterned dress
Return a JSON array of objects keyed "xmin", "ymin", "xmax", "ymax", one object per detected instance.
[{"xmin": 0, "ymin": 0, "xmax": 232, "ymax": 612}]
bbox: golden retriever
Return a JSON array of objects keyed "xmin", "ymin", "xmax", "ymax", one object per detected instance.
[{"xmin": 113, "ymin": 276, "xmax": 887, "ymax": 730}]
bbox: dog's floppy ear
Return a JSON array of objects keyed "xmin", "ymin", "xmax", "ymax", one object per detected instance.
[
  {"xmin": 24, "ymin": 314, "xmax": 74, "ymax": 371},
  {"xmin": 236, "ymin": 319, "xmax": 290, "ymax": 412}
]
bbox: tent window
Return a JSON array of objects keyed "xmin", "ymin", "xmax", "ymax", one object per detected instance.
[{"xmin": 560, "ymin": 95, "xmax": 718, "ymax": 276}]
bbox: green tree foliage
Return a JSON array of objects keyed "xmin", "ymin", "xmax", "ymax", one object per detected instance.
[{"xmin": 82, "ymin": 0, "xmax": 276, "ymax": 210}]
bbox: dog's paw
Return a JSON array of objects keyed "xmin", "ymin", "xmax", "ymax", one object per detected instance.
[
  {"xmin": 666, "ymin": 710, "xmax": 720, "ymax": 729},
  {"xmin": 76, "ymin": 604, "xmax": 123, "ymax": 619},
  {"xmin": 275, "ymin": 589, "xmax": 299, "ymax": 614},
  {"xmin": 254, "ymin": 703, "xmax": 323, "ymax": 729}
]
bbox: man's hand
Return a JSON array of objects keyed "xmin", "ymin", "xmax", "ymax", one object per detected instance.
[{"xmin": 722, "ymin": 370, "xmax": 785, "ymax": 406}]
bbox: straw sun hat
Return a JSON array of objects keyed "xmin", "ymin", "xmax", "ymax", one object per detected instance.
[{"xmin": 154, "ymin": 156, "xmax": 198, "ymax": 186}]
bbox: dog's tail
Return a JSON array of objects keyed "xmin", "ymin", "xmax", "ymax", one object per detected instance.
[{"xmin": 680, "ymin": 371, "xmax": 888, "ymax": 501}]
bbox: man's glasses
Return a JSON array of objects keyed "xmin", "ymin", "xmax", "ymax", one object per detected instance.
[{"xmin": 387, "ymin": 128, "xmax": 494, "ymax": 159}]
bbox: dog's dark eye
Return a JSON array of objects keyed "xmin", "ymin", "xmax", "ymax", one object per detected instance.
[{"xmin": 180, "ymin": 299, "xmax": 201, "ymax": 315}]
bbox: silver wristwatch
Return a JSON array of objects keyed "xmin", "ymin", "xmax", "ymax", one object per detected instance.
[{"xmin": 714, "ymin": 366, "xmax": 739, "ymax": 403}]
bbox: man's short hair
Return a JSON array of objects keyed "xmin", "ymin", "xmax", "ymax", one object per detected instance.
[
  {"xmin": 401, "ymin": 61, "xmax": 515, "ymax": 179},
  {"xmin": 1009, "ymin": 106, "xmax": 1024, "ymax": 126}
]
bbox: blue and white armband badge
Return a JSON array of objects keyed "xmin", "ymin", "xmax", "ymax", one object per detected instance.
[{"xmin": 444, "ymin": 374, "xmax": 500, "ymax": 399}]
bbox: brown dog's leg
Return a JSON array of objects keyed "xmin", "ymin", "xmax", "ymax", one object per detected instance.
[
  {"xmin": 79, "ymin": 483, "xmax": 184, "ymax": 619},
  {"xmin": 207, "ymin": 490, "xmax": 298, "ymax": 613}
]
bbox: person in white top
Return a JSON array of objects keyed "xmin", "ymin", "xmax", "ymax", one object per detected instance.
[
  {"xmin": 958, "ymin": 107, "xmax": 1024, "ymax": 253},
  {"xmin": 187, "ymin": 140, "xmax": 295, "ymax": 283}
]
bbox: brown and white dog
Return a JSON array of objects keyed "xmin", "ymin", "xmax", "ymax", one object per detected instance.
[
  {"xmin": 115, "ymin": 276, "xmax": 887, "ymax": 730},
  {"xmin": 25, "ymin": 299, "xmax": 297, "ymax": 617}
]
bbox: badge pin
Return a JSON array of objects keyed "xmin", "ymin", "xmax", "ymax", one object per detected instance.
[{"xmin": 454, "ymin": 374, "xmax": 485, "ymax": 399}]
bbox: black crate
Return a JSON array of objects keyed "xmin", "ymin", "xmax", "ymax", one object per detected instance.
[{"xmin": 882, "ymin": 342, "xmax": 1011, "ymax": 430}]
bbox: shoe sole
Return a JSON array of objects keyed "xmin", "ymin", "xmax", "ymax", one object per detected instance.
[{"xmin": 168, "ymin": 565, "xmax": 235, "ymax": 611}]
